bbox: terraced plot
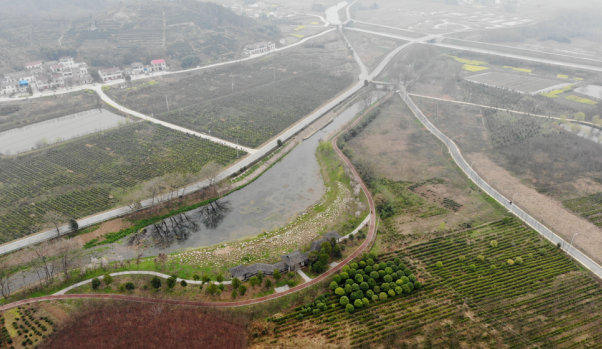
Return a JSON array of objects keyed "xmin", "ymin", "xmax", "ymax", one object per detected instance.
[
  {"xmin": 563, "ymin": 193, "xmax": 602, "ymax": 227},
  {"xmin": 0, "ymin": 122, "xmax": 241, "ymax": 242},
  {"xmin": 261, "ymin": 218, "xmax": 602, "ymax": 348}
]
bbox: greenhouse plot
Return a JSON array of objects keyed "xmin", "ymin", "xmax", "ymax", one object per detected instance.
[
  {"xmin": 263, "ymin": 218, "xmax": 602, "ymax": 348},
  {"xmin": 0, "ymin": 122, "xmax": 241, "ymax": 242},
  {"xmin": 465, "ymin": 71, "xmax": 570, "ymax": 94}
]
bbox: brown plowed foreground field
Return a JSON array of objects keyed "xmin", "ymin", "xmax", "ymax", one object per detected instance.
[{"xmin": 40, "ymin": 304, "xmax": 247, "ymax": 349}]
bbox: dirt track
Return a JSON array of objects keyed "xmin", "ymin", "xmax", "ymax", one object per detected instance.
[{"xmin": 467, "ymin": 152, "xmax": 602, "ymax": 265}]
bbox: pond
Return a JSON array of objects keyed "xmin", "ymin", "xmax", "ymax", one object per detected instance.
[
  {"xmin": 0, "ymin": 108, "xmax": 128, "ymax": 155},
  {"xmin": 574, "ymin": 85, "xmax": 602, "ymax": 100},
  {"xmin": 109, "ymin": 100, "xmax": 364, "ymax": 259},
  {"xmin": 561, "ymin": 123, "xmax": 602, "ymax": 145},
  {"xmin": 325, "ymin": 1, "xmax": 348, "ymax": 25}
]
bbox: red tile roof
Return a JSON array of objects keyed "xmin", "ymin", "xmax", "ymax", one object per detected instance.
[{"xmin": 151, "ymin": 59, "xmax": 165, "ymax": 65}]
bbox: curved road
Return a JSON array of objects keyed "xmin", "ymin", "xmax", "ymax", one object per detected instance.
[
  {"xmin": 398, "ymin": 87, "xmax": 602, "ymax": 279},
  {"xmin": 0, "ymin": 97, "xmax": 378, "ymax": 311}
]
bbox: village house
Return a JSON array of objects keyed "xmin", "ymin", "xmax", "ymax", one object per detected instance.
[
  {"xmin": 150, "ymin": 59, "xmax": 167, "ymax": 71},
  {"xmin": 228, "ymin": 231, "xmax": 342, "ymax": 280},
  {"xmin": 243, "ymin": 41, "xmax": 276, "ymax": 56},
  {"xmin": 98, "ymin": 67, "xmax": 123, "ymax": 82},
  {"xmin": 4, "ymin": 71, "xmax": 35, "ymax": 84},
  {"xmin": 34, "ymin": 75, "xmax": 51, "ymax": 91},
  {"xmin": 59, "ymin": 56, "xmax": 75, "ymax": 67},
  {"xmin": 0, "ymin": 81, "xmax": 28, "ymax": 95},
  {"xmin": 25, "ymin": 61, "xmax": 43, "ymax": 69},
  {"xmin": 124, "ymin": 62, "xmax": 144, "ymax": 76}
]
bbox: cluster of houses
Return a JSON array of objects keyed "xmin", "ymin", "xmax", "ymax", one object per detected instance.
[
  {"xmin": 229, "ymin": 231, "xmax": 342, "ymax": 281},
  {"xmin": 0, "ymin": 57, "xmax": 168, "ymax": 96},
  {"xmin": 230, "ymin": 1, "xmax": 296, "ymax": 19}
]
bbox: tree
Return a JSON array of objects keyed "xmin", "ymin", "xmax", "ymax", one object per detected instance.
[
  {"xmin": 333, "ymin": 245, "xmax": 342, "ymax": 258},
  {"xmin": 125, "ymin": 282, "xmax": 136, "ymax": 291},
  {"xmin": 330, "ymin": 281, "xmax": 338, "ymax": 290},
  {"xmin": 181, "ymin": 55, "xmax": 201, "ymax": 69},
  {"xmin": 277, "ymin": 139, "xmax": 283, "ymax": 147},
  {"xmin": 150, "ymin": 276, "xmax": 162, "ymax": 289},
  {"xmin": 43, "ymin": 211, "xmax": 66, "ymax": 238},
  {"xmin": 469, "ymin": 264, "xmax": 477, "ymax": 272},
  {"xmin": 249, "ymin": 276, "xmax": 259, "ymax": 288},
  {"xmin": 0, "ymin": 263, "xmax": 13, "ymax": 299},
  {"xmin": 193, "ymin": 274, "xmax": 200, "ymax": 281},
  {"xmin": 346, "ymin": 304, "xmax": 355, "ymax": 313},
  {"xmin": 238, "ymin": 284, "xmax": 247, "ymax": 296},
  {"xmin": 320, "ymin": 241, "xmax": 332, "ymax": 256},
  {"xmin": 459, "ymin": 255, "xmax": 466, "ymax": 262},
  {"xmin": 201, "ymin": 275, "xmax": 211, "ymax": 284},
  {"xmin": 206, "ymin": 283, "xmax": 220, "ymax": 296},
  {"xmin": 231, "ymin": 289, "xmax": 238, "ymax": 299},
  {"xmin": 89, "ymin": 69, "xmax": 101, "ymax": 83},
  {"xmin": 104, "ymin": 274, "xmax": 114, "ymax": 286},
  {"xmin": 166, "ymin": 275, "xmax": 177, "ymax": 289},
  {"xmin": 379, "ymin": 292, "xmax": 387, "ymax": 300},
  {"xmin": 490, "ymin": 240, "xmax": 498, "ymax": 248},
  {"xmin": 273, "ymin": 269, "xmax": 281, "ymax": 280},
  {"xmin": 477, "ymin": 255, "xmax": 485, "ymax": 262},
  {"xmin": 232, "ymin": 277, "xmax": 242, "ymax": 289},
  {"xmin": 340, "ymin": 296, "xmax": 349, "ymax": 306},
  {"xmin": 200, "ymin": 161, "xmax": 223, "ymax": 195},
  {"xmin": 335, "ymin": 287, "xmax": 345, "ymax": 296},
  {"xmin": 354, "ymin": 299, "xmax": 363, "ymax": 308},
  {"xmin": 575, "ymin": 112, "xmax": 586, "ymax": 121},
  {"xmin": 436, "ymin": 261, "xmax": 443, "ymax": 268},
  {"xmin": 92, "ymin": 278, "xmax": 101, "ymax": 290},
  {"xmin": 264, "ymin": 279, "xmax": 272, "ymax": 289},
  {"xmin": 515, "ymin": 256, "xmax": 524, "ymax": 265},
  {"xmin": 256, "ymin": 271, "xmax": 264, "ymax": 283},
  {"xmin": 360, "ymin": 282, "xmax": 369, "ymax": 291}
]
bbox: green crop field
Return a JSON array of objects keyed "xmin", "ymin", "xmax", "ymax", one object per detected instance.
[
  {"xmin": 259, "ymin": 218, "xmax": 602, "ymax": 348},
  {"xmin": 0, "ymin": 122, "xmax": 241, "ymax": 243},
  {"xmin": 563, "ymin": 193, "xmax": 602, "ymax": 227}
]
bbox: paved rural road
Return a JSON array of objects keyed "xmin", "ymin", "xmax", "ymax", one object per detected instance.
[
  {"xmin": 398, "ymin": 87, "xmax": 602, "ymax": 280},
  {"xmin": 93, "ymin": 86, "xmax": 255, "ymax": 154},
  {"xmin": 0, "ymin": 95, "xmax": 379, "ymax": 311},
  {"xmin": 348, "ymin": 27, "xmax": 602, "ymax": 73}
]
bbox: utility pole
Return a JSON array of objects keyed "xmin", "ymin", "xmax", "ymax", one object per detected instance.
[
  {"xmin": 236, "ymin": 139, "xmax": 239, "ymax": 158},
  {"xmin": 569, "ymin": 233, "xmax": 578, "ymax": 260},
  {"xmin": 165, "ymin": 95, "xmax": 169, "ymax": 112}
]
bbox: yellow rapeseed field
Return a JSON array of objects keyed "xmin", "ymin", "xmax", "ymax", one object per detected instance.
[
  {"xmin": 565, "ymin": 95, "xmax": 598, "ymax": 105},
  {"xmin": 462, "ymin": 64, "xmax": 489, "ymax": 72}
]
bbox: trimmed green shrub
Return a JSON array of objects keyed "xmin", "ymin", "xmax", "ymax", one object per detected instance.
[
  {"xmin": 265, "ymin": 279, "xmax": 273, "ymax": 288},
  {"xmin": 395, "ymin": 286, "xmax": 403, "ymax": 295},
  {"xmin": 348, "ymin": 269, "xmax": 357, "ymax": 278},
  {"xmin": 372, "ymin": 263, "xmax": 379, "ymax": 271},
  {"xmin": 381, "ymin": 283, "xmax": 390, "ymax": 292},
  {"xmin": 401, "ymin": 276, "xmax": 409, "ymax": 284},
  {"xmin": 394, "ymin": 258, "xmax": 401, "ymax": 265},
  {"xmin": 436, "ymin": 261, "xmax": 443, "ymax": 268},
  {"xmin": 91, "ymin": 278, "xmax": 101, "ymax": 290},
  {"xmin": 402, "ymin": 284, "xmax": 411, "ymax": 294},
  {"xmin": 477, "ymin": 255, "xmax": 485, "ymax": 262},
  {"xmin": 359, "ymin": 261, "xmax": 366, "ymax": 268},
  {"xmin": 388, "ymin": 289, "xmax": 396, "ymax": 297},
  {"xmin": 335, "ymin": 287, "xmax": 346, "ymax": 296},
  {"xmin": 346, "ymin": 304, "xmax": 355, "ymax": 313},
  {"xmin": 340, "ymin": 272, "xmax": 349, "ymax": 280},
  {"xmin": 414, "ymin": 281, "xmax": 422, "ymax": 290},
  {"xmin": 408, "ymin": 282, "xmax": 414, "ymax": 291},
  {"xmin": 364, "ymin": 266, "xmax": 373, "ymax": 274},
  {"xmin": 390, "ymin": 272, "xmax": 398, "ymax": 280},
  {"xmin": 342, "ymin": 266, "xmax": 350, "ymax": 273},
  {"xmin": 360, "ymin": 282, "xmax": 369, "ymax": 291},
  {"xmin": 231, "ymin": 289, "xmax": 238, "ymax": 299},
  {"xmin": 125, "ymin": 282, "xmax": 135, "ymax": 291},
  {"xmin": 515, "ymin": 256, "xmax": 524, "ymax": 264},
  {"xmin": 344, "ymin": 284, "xmax": 353, "ymax": 294},
  {"xmin": 216, "ymin": 274, "xmax": 224, "ymax": 283},
  {"xmin": 313, "ymin": 309, "xmax": 320, "ymax": 315},
  {"xmin": 366, "ymin": 290, "xmax": 374, "ymax": 298},
  {"xmin": 385, "ymin": 267, "xmax": 393, "ymax": 275},
  {"xmin": 354, "ymin": 274, "xmax": 364, "ymax": 283},
  {"xmin": 367, "ymin": 258, "xmax": 375, "ymax": 266},
  {"xmin": 408, "ymin": 274, "xmax": 417, "ymax": 283},
  {"xmin": 166, "ymin": 275, "xmax": 177, "ymax": 289},
  {"xmin": 378, "ymin": 270, "xmax": 386, "ymax": 278},
  {"xmin": 232, "ymin": 277, "xmax": 242, "ymax": 289},
  {"xmin": 150, "ymin": 276, "xmax": 161, "ymax": 289},
  {"xmin": 180, "ymin": 280, "xmax": 188, "ymax": 287},
  {"xmin": 340, "ymin": 296, "xmax": 349, "ymax": 306},
  {"xmin": 350, "ymin": 263, "xmax": 358, "ymax": 270},
  {"xmin": 396, "ymin": 279, "xmax": 404, "ymax": 286},
  {"xmin": 238, "ymin": 285, "xmax": 247, "ymax": 296},
  {"xmin": 333, "ymin": 275, "xmax": 341, "ymax": 284},
  {"xmin": 459, "ymin": 255, "xmax": 466, "ymax": 262},
  {"xmin": 372, "ymin": 295, "xmax": 379, "ymax": 302},
  {"xmin": 103, "ymin": 274, "xmax": 113, "ymax": 286},
  {"xmin": 379, "ymin": 292, "xmax": 387, "ymax": 301},
  {"xmin": 379, "ymin": 262, "xmax": 387, "ymax": 270},
  {"xmin": 383, "ymin": 275, "xmax": 392, "ymax": 283},
  {"xmin": 370, "ymin": 271, "xmax": 379, "ymax": 279},
  {"xmin": 352, "ymin": 283, "xmax": 360, "ymax": 291},
  {"xmin": 507, "ymin": 259, "xmax": 515, "ymax": 266},
  {"xmin": 273, "ymin": 269, "xmax": 281, "ymax": 280},
  {"xmin": 362, "ymin": 298, "xmax": 369, "ymax": 307},
  {"xmin": 354, "ymin": 299, "xmax": 363, "ymax": 308},
  {"xmin": 469, "ymin": 264, "xmax": 477, "ymax": 271},
  {"xmin": 330, "ymin": 281, "xmax": 338, "ymax": 290},
  {"xmin": 192, "ymin": 274, "xmax": 200, "ymax": 281},
  {"xmin": 490, "ymin": 265, "xmax": 497, "ymax": 271},
  {"xmin": 490, "ymin": 240, "xmax": 498, "ymax": 248},
  {"xmin": 373, "ymin": 286, "xmax": 380, "ymax": 294},
  {"xmin": 249, "ymin": 276, "xmax": 259, "ymax": 288}
]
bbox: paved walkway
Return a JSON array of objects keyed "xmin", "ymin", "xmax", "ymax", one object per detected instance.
[
  {"xmin": 54, "ymin": 271, "xmax": 232, "ymax": 295},
  {"xmin": 296, "ymin": 270, "xmax": 312, "ymax": 283}
]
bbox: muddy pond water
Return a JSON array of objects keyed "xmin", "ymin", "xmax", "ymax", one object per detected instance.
[{"xmin": 0, "ymin": 108, "xmax": 127, "ymax": 155}]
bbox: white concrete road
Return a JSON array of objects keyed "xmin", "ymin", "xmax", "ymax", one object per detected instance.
[
  {"xmin": 93, "ymin": 86, "xmax": 255, "ymax": 154},
  {"xmin": 398, "ymin": 87, "xmax": 602, "ymax": 280}
]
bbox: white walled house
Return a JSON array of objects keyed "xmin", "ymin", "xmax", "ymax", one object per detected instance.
[
  {"xmin": 150, "ymin": 59, "xmax": 167, "ymax": 71},
  {"xmin": 25, "ymin": 61, "xmax": 43, "ymax": 69},
  {"xmin": 59, "ymin": 56, "xmax": 75, "ymax": 67},
  {"xmin": 98, "ymin": 67, "xmax": 123, "ymax": 81}
]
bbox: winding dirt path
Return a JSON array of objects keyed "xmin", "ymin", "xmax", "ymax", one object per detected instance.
[{"xmin": 0, "ymin": 103, "xmax": 377, "ymax": 312}]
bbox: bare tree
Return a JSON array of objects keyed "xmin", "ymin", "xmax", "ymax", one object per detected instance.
[
  {"xmin": 28, "ymin": 242, "xmax": 59, "ymax": 287},
  {"xmin": 43, "ymin": 211, "xmax": 67, "ymax": 238},
  {"xmin": 55, "ymin": 239, "xmax": 82, "ymax": 281},
  {"xmin": 200, "ymin": 161, "xmax": 223, "ymax": 195},
  {"xmin": 0, "ymin": 262, "xmax": 13, "ymax": 299}
]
